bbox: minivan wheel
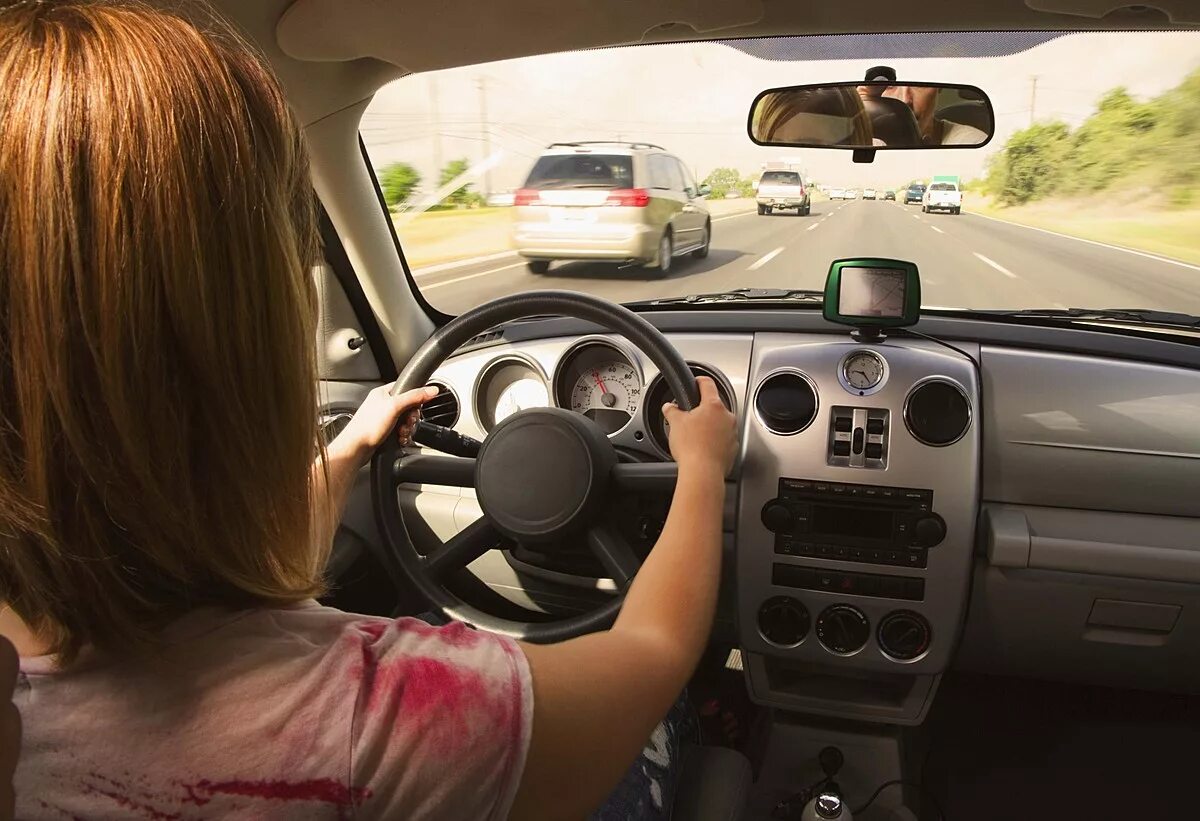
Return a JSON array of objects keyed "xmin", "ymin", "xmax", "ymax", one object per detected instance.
[
  {"xmin": 757, "ymin": 204, "xmax": 767, "ymax": 216},
  {"xmin": 691, "ymin": 222, "xmax": 710, "ymax": 259},
  {"xmin": 652, "ymin": 232, "xmax": 673, "ymax": 275},
  {"xmin": 527, "ymin": 260, "xmax": 551, "ymax": 274}
]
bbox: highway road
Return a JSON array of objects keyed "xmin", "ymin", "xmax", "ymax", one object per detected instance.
[{"xmin": 412, "ymin": 199, "xmax": 1200, "ymax": 317}]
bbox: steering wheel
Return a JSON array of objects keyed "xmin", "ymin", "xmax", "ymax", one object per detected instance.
[{"xmin": 371, "ymin": 291, "xmax": 699, "ymax": 643}]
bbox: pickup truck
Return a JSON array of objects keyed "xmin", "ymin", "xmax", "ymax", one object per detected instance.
[{"xmin": 922, "ymin": 181, "xmax": 962, "ymax": 214}]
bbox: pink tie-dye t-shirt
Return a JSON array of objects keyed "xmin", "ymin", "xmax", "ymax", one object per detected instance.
[{"xmin": 13, "ymin": 602, "xmax": 533, "ymax": 820}]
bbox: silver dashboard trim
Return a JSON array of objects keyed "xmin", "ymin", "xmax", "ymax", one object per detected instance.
[
  {"xmin": 752, "ymin": 367, "xmax": 820, "ymax": 436},
  {"xmin": 902, "ymin": 375, "xmax": 973, "ymax": 448}
]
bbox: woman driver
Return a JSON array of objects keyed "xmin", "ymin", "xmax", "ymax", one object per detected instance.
[{"xmin": 0, "ymin": 1, "xmax": 736, "ymax": 818}]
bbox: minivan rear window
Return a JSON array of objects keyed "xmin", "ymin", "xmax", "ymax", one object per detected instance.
[
  {"xmin": 759, "ymin": 171, "xmax": 801, "ymax": 185},
  {"xmin": 523, "ymin": 154, "xmax": 634, "ymax": 189}
]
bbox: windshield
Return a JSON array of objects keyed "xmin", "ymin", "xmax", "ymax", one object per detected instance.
[{"xmin": 361, "ymin": 31, "xmax": 1200, "ymax": 319}]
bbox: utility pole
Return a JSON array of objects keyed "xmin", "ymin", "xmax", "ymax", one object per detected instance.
[
  {"xmin": 477, "ymin": 76, "xmax": 492, "ymax": 198},
  {"xmin": 429, "ymin": 75, "xmax": 442, "ymax": 181},
  {"xmin": 1029, "ymin": 75, "xmax": 1038, "ymax": 126}
]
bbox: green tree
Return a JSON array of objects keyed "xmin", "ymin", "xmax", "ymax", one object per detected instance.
[
  {"xmin": 379, "ymin": 162, "xmax": 421, "ymax": 208},
  {"xmin": 990, "ymin": 121, "xmax": 1071, "ymax": 205},
  {"xmin": 737, "ymin": 176, "xmax": 757, "ymax": 198},
  {"xmin": 702, "ymin": 167, "xmax": 741, "ymax": 198},
  {"xmin": 438, "ymin": 158, "xmax": 475, "ymax": 207}
]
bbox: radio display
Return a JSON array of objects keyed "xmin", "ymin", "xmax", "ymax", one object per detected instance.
[{"xmin": 811, "ymin": 504, "xmax": 893, "ymax": 541}]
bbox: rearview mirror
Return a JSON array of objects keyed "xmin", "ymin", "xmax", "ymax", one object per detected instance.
[{"xmin": 748, "ymin": 82, "xmax": 994, "ymax": 150}]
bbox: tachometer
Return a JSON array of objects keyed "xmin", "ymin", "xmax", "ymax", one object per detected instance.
[
  {"xmin": 495, "ymin": 377, "xmax": 549, "ymax": 424},
  {"xmin": 569, "ymin": 361, "xmax": 640, "ymax": 433}
]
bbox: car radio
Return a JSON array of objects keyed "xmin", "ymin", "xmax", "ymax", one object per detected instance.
[{"xmin": 760, "ymin": 478, "xmax": 946, "ymax": 569}]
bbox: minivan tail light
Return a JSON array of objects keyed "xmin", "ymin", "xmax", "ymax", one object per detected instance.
[
  {"xmin": 605, "ymin": 188, "xmax": 650, "ymax": 207},
  {"xmin": 514, "ymin": 188, "xmax": 543, "ymax": 206}
]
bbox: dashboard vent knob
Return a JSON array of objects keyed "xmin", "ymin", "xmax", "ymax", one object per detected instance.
[
  {"xmin": 904, "ymin": 379, "xmax": 970, "ymax": 446},
  {"xmin": 754, "ymin": 371, "xmax": 818, "ymax": 435},
  {"xmin": 419, "ymin": 381, "xmax": 459, "ymax": 428}
]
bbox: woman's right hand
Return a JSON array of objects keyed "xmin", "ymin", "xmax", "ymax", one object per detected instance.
[{"xmin": 662, "ymin": 376, "xmax": 737, "ymax": 477}]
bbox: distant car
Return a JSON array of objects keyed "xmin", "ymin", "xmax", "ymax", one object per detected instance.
[
  {"xmin": 904, "ymin": 184, "xmax": 926, "ymax": 204},
  {"xmin": 884, "ymin": 190, "xmax": 896, "ymax": 200},
  {"xmin": 512, "ymin": 141, "xmax": 711, "ymax": 275},
  {"xmin": 756, "ymin": 170, "xmax": 811, "ymax": 216},
  {"xmin": 863, "ymin": 188, "xmax": 877, "ymax": 200},
  {"xmin": 846, "ymin": 189, "xmax": 858, "ymax": 199}
]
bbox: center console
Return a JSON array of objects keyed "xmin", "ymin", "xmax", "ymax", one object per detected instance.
[{"xmin": 736, "ymin": 334, "xmax": 980, "ymax": 724}]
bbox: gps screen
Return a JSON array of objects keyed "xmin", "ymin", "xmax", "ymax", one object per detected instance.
[{"xmin": 838, "ymin": 267, "xmax": 908, "ymax": 318}]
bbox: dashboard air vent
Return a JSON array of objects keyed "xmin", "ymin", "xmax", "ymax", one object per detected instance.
[
  {"xmin": 420, "ymin": 382, "xmax": 459, "ymax": 428},
  {"xmin": 904, "ymin": 379, "xmax": 970, "ymax": 446},
  {"xmin": 754, "ymin": 371, "xmax": 818, "ymax": 435}
]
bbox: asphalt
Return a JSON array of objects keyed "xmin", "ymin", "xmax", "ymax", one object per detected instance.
[{"xmin": 412, "ymin": 199, "xmax": 1200, "ymax": 317}]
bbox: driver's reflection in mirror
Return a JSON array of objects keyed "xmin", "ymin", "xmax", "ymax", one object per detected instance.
[
  {"xmin": 757, "ymin": 87, "xmax": 875, "ymax": 145},
  {"xmin": 857, "ymin": 84, "xmax": 988, "ymax": 146}
]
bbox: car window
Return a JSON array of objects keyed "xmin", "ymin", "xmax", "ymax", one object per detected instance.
[
  {"xmin": 361, "ymin": 31, "xmax": 1200, "ymax": 320},
  {"xmin": 647, "ymin": 155, "xmax": 672, "ymax": 190},
  {"xmin": 523, "ymin": 154, "xmax": 633, "ymax": 189},
  {"xmin": 675, "ymin": 159, "xmax": 697, "ymax": 195},
  {"xmin": 760, "ymin": 171, "xmax": 801, "ymax": 186}
]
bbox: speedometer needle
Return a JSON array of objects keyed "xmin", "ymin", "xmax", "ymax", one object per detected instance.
[{"xmin": 592, "ymin": 370, "xmax": 608, "ymax": 393}]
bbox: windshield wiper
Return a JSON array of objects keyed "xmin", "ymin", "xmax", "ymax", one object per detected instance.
[
  {"xmin": 640, "ymin": 288, "xmax": 824, "ymax": 306},
  {"xmin": 975, "ymin": 307, "xmax": 1200, "ymax": 329}
]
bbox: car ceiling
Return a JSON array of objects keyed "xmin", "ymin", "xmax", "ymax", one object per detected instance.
[{"xmin": 199, "ymin": 0, "xmax": 1200, "ymax": 126}]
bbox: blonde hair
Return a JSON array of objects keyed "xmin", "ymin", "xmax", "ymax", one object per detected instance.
[{"xmin": 0, "ymin": 0, "xmax": 325, "ymax": 663}]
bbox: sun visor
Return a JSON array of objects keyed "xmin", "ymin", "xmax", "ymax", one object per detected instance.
[
  {"xmin": 1024, "ymin": 0, "xmax": 1199, "ymax": 23},
  {"xmin": 276, "ymin": 0, "xmax": 765, "ymax": 70}
]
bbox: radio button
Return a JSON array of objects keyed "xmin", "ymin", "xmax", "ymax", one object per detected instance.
[
  {"xmin": 761, "ymin": 501, "xmax": 795, "ymax": 533},
  {"xmin": 830, "ymin": 545, "xmax": 848, "ymax": 559},
  {"xmin": 912, "ymin": 514, "xmax": 947, "ymax": 547}
]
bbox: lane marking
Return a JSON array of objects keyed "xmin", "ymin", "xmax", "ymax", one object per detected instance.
[
  {"xmin": 748, "ymin": 246, "xmax": 784, "ymax": 270},
  {"xmin": 930, "ymin": 225, "xmax": 945, "ymax": 234},
  {"xmin": 974, "ymin": 252, "xmax": 1018, "ymax": 279},
  {"xmin": 424, "ymin": 261, "xmax": 527, "ymax": 290},
  {"xmin": 414, "ymin": 250, "xmax": 517, "ymax": 277},
  {"xmin": 712, "ymin": 209, "xmax": 758, "ymax": 223},
  {"xmin": 807, "ymin": 223, "xmax": 820, "ymax": 231},
  {"xmin": 912, "ymin": 214, "xmax": 922, "ymax": 220},
  {"xmin": 967, "ymin": 211, "xmax": 1200, "ymax": 273}
]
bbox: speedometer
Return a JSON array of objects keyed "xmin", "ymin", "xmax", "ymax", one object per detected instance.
[
  {"xmin": 553, "ymin": 340, "xmax": 644, "ymax": 435},
  {"xmin": 570, "ymin": 361, "xmax": 639, "ymax": 433}
]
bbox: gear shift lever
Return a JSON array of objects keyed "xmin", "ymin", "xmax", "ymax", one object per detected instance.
[{"xmin": 801, "ymin": 747, "xmax": 851, "ymax": 821}]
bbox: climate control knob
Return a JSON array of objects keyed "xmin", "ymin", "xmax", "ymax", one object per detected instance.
[
  {"xmin": 878, "ymin": 611, "xmax": 932, "ymax": 661},
  {"xmin": 761, "ymin": 501, "xmax": 794, "ymax": 533},
  {"xmin": 911, "ymin": 514, "xmax": 947, "ymax": 547},
  {"xmin": 815, "ymin": 605, "xmax": 870, "ymax": 655},
  {"xmin": 758, "ymin": 596, "xmax": 810, "ymax": 647}
]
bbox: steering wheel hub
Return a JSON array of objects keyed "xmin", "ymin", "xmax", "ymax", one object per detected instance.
[{"xmin": 475, "ymin": 408, "xmax": 615, "ymax": 542}]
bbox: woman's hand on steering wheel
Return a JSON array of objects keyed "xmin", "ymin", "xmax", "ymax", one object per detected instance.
[
  {"xmin": 332, "ymin": 383, "xmax": 440, "ymax": 466},
  {"xmin": 662, "ymin": 376, "xmax": 738, "ymax": 479}
]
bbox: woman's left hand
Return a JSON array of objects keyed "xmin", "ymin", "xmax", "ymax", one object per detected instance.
[{"xmin": 331, "ymin": 383, "xmax": 439, "ymax": 466}]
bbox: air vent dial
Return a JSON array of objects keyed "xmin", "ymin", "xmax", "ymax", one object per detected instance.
[{"xmin": 754, "ymin": 370, "xmax": 818, "ymax": 435}]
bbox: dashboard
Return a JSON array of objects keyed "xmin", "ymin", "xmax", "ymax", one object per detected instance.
[{"xmin": 398, "ymin": 314, "xmax": 1200, "ymax": 724}]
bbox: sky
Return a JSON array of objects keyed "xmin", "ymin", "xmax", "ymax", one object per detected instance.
[{"xmin": 360, "ymin": 31, "xmax": 1200, "ymax": 194}]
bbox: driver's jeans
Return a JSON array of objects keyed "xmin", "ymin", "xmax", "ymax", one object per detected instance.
[
  {"xmin": 590, "ymin": 691, "xmax": 697, "ymax": 820},
  {"xmin": 415, "ymin": 613, "xmax": 695, "ymax": 820}
]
